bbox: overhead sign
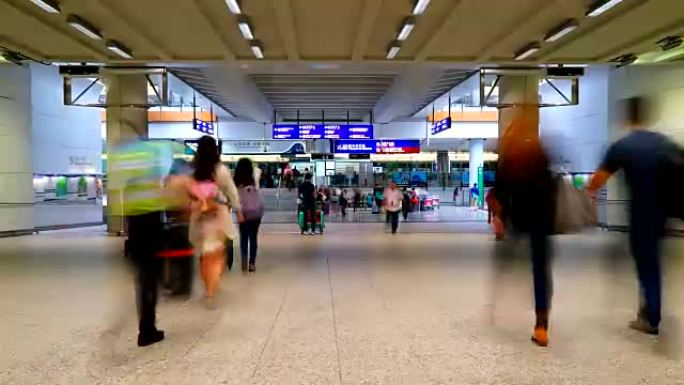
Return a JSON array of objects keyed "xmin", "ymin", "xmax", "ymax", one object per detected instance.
[
  {"xmin": 193, "ymin": 118, "xmax": 215, "ymax": 135},
  {"xmin": 430, "ymin": 117, "xmax": 452, "ymax": 135},
  {"xmin": 334, "ymin": 139, "xmax": 420, "ymax": 154},
  {"xmin": 221, "ymin": 140, "xmax": 305, "ymax": 154},
  {"xmin": 272, "ymin": 123, "xmax": 373, "ymax": 140}
]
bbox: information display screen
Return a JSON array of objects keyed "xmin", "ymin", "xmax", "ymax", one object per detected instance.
[
  {"xmin": 430, "ymin": 117, "xmax": 452, "ymax": 135},
  {"xmin": 273, "ymin": 124, "xmax": 373, "ymax": 140},
  {"xmin": 334, "ymin": 139, "xmax": 420, "ymax": 154}
]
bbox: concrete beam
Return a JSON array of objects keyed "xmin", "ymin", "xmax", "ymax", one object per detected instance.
[
  {"xmin": 93, "ymin": 0, "xmax": 172, "ymax": 61},
  {"xmin": 414, "ymin": 0, "xmax": 464, "ymax": 61},
  {"xmin": 188, "ymin": 0, "xmax": 235, "ymax": 61},
  {"xmin": 352, "ymin": 0, "xmax": 384, "ymax": 61},
  {"xmin": 273, "ymin": 0, "xmax": 300, "ymax": 61},
  {"xmin": 0, "ymin": 0, "xmax": 108, "ymax": 61}
]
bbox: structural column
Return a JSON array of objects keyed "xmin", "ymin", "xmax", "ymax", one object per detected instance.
[
  {"xmin": 436, "ymin": 150, "xmax": 450, "ymax": 190},
  {"xmin": 105, "ymin": 74, "xmax": 148, "ymax": 234},
  {"xmin": 498, "ymin": 75, "xmax": 540, "ymax": 137},
  {"xmin": 0, "ymin": 64, "xmax": 34, "ymax": 233},
  {"xmin": 468, "ymin": 139, "xmax": 484, "ymax": 198}
]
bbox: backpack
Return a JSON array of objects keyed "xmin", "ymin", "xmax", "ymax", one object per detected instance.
[{"xmin": 239, "ymin": 185, "xmax": 264, "ymax": 221}]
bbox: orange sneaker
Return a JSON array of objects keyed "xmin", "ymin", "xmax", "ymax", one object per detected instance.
[{"xmin": 532, "ymin": 327, "xmax": 548, "ymax": 347}]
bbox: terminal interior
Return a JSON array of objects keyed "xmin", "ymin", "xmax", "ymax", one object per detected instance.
[{"xmin": 1, "ymin": 0, "xmax": 684, "ymax": 383}]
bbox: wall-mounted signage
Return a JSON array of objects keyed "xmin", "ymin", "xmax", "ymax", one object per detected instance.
[
  {"xmin": 272, "ymin": 124, "xmax": 373, "ymax": 140},
  {"xmin": 334, "ymin": 139, "xmax": 420, "ymax": 154},
  {"xmin": 221, "ymin": 140, "xmax": 306, "ymax": 155},
  {"xmin": 193, "ymin": 118, "xmax": 215, "ymax": 135},
  {"xmin": 430, "ymin": 117, "xmax": 452, "ymax": 135}
]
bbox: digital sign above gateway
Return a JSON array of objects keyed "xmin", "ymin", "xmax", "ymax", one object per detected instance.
[
  {"xmin": 334, "ymin": 140, "xmax": 420, "ymax": 154},
  {"xmin": 272, "ymin": 124, "xmax": 373, "ymax": 140}
]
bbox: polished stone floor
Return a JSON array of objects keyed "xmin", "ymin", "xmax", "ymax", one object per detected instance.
[{"xmin": 1, "ymin": 224, "xmax": 684, "ymax": 384}]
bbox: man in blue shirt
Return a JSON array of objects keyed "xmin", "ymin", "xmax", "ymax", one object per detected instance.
[{"xmin": 589, "ymin": 97, "xmax": 682, "ymax": 335}]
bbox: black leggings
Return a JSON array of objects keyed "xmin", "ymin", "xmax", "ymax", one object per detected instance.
[{"xmin": 239, "ymin": 219, "xmax": 262, "ymax": 265}]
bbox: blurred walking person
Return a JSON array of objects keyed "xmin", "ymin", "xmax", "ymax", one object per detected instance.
[
  {"xmin": 109, "ymin": 140, "xmax": 184, "ymax": 347},
  {"xmin": 189, "ymin": 136, "xmax": 242, "ymax": 308},
  {"xmin": 495, "ymin": 106, "xmax": 555, "ymax": 346},
  {"xmin": 588, "ymin": 97, "xmax": 684, "ymax": 335},
  {"xmin": 340, "ymin": 189, "xmax": 348, "ymax": 219},
  {"xmin": 235, "ymin": 158, "xmax": 264, "ymax": 272},
  {"xmin": 402, "ymin": 188, "xmax": 411, "ymax": 221},
  {"xmin": 298, "ymin": 173, "xmax": 316, "ymax": 234},
  {"xmin": 384, "ymin": 180, "xmax": 403, "ymax": 234}
]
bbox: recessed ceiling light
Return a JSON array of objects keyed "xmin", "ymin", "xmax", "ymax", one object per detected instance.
[
  {"xmin": 237, "ymin": 16, "xmax": 254, "ymax": 40},
  {"xmin": 586, "ymin": 0, "xmax": 624, "ymax": 17},
  {"xmin": 387, "ymin": 41, "xmax": 401, "ymax": 60},
  {"xmin": 106, "ymin": 40, "xmax": 133, "ymax": 59},
  {"xmin": 250, "ymin": 40, "xmax": 264, "ymax": 59},
  {"xmin": 514, "ymin": 42, "xmax": 540, "ymax": 60},
  {"xmin": 66, "ymin": 15, "xmax": 102, "ymax": 40},
  {"xmin": 29, "ymin": 0, "xmax": 60, "ymax": 13},
  {"xmin": 412, "ymin": 0, "xmax": 431, "ymax": 15},
  {"xmin": 544, "ymin": 19, "xmax": 579, "ymax": 42},
  {"xmin": 610, "ymin": 53, "xmax": 637, "ymax": 67},
  {"xmin": 397, "ymin": 17, "xmax": 416, "ymax": 41},
  {"xmin": 656, "ymin": 35, "xmax": 682, "ymax": 51},
  {"xmin": 225, "ymin": 0, "xmax": 241, "ymax": 14}
]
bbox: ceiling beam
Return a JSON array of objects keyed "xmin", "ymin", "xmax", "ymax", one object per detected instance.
[
  {"xmin": 597, "ymin": 17, "xmax": 684, "ymax": 61},
  {"xmin": 0, "ymin": 35, "xmax": 47, "ymax": 61},
  {"xmin": 272, "ymin": 0, "xmax": 300, "ymax": 60},
  {"xmin": 537, "ymin": 0, "xmax": 649, "ymax": 62},
  {"xmin": 93, "ymin": 0, "xmax": 172, "ymax": 61},
  {"xmin": 188, "ymin": 0, "xmax": 235, "ymax": 61},
  {"xmin": 475, "ymin": 0, "xmax": 560, "ymax": 62},
  {"xmin": 0, "ymin": 0, "xmax": 107, "ymax": 61},
  {"xmin": 351, "ymin": 0, "xmax": 384, "ymax": 61},
  {"xmin": 415, "ymin": 0, "xmax": 464, "ymax": 61}
]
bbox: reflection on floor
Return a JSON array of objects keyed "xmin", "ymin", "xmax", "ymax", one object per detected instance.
[
  {"xmin": 1, "ymin": 224, "xmax": 683, "ymax": 384},
  {"xmin": 264, "ymin": 206, "xmax": 489, "ymax": 223}
]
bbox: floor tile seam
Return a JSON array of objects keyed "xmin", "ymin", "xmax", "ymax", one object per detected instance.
[
  {"xmin": 250, "ymin": 283, "xmax": 290, "ymax": 379},
  {"xmin": 327, "ymin": 256, "xmax": 343, "ymax": 385}
]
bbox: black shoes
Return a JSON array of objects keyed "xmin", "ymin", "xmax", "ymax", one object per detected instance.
[
  {"xmin": 248, "ymin": 264, "xmax": 256, "ymax": 272},
  {"xmin": 137, "ymin": 329, "xmax": 165, "ymax": 347},
  {"xmin": 629, "ymin": 318, "xmax": 659, "ymax": 335}
]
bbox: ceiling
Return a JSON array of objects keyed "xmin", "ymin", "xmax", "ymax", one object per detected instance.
[
  {"xmin": 1, "ymin": 0, "xmax": 682, "ymax": 63},
  {"xmin": 1, "ymin": 0, "xmax": 683, "ymax": 122}
]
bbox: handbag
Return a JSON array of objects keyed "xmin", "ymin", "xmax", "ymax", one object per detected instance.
[{"xmin": 554, "ymin": 175, "xmax": 597, "ymax": 234}]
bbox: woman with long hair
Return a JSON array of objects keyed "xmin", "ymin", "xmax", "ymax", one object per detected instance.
[
  {"xmin": 189, "ymin": 136, "xmax": 242, "ymax": 307},
  {"xmin": 234, "ymin": 157, "xmax": 264, "ymax": 272}
]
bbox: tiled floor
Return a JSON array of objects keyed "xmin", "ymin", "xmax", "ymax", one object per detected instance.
[{"xmin": 1, "ymin": 224, "xmax": 684, "ymax": 384}]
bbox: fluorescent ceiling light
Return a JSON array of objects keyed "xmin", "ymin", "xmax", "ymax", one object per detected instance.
[
  {"xmin": 397, "ymin": 17, "xmax": 416, "ymax": 41},
  {"xmin": 66, "ymin": 15, "xmax": 102, "ymax": 40},
  {"xmin": 656, "ymin": 35, "xmax": 682, "ymax": 51},
  {"xmin": 106, "ymin": 40, "xmax": 132, "ymax": 59},
  {"xmin": 237, "ymin": 16, "xmax": 254, "ymax": 40},
  {"xmin": 586, "ymin": 0, "xmax": 624, "ymax": 17},
  {"xmin": 514, "ymin": 43, "xmax": 540, "ymax": 60},
  {"xmin": 544, "ymin": 19, "xmax": 579, "ymax": 42},
  {"xmin": 250, "ymin": 40, "xmax": 264, "ymax": 59},
  {"xmin": 30, "ymin": 0, "xmax": 61, "ymax": 13},
  {"xmin": 412, "ymin": 0, "xmax": 431, "ymax": 15},
  {"xmin": 387, "ymin": 41, "xmax": 401, "ymax": 59},
  {"xmin": 224, "ymin": 0, "xmax": 241, "ymax": 14}
]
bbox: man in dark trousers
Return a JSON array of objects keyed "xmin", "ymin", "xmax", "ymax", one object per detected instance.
[
  {"xmin": 589, "ymin": 96, "xmax": 683, "ymax": 335},
  {"xmin": 298, "ymin": 173, "xmax": 316, "ymax": 234}
]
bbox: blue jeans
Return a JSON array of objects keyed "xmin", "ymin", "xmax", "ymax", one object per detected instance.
[
  {"xmin": 630, "ymin": 223, "xmax": 663, "ymax": 327},
  {"xmin": 239, "ymin": 219, "xmax": 261, "ymax": 266}
]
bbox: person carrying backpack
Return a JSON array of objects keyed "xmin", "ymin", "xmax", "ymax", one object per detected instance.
[{"xmin": 234, "ymin": 158, "xmax": 264, "ymax": 272}]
